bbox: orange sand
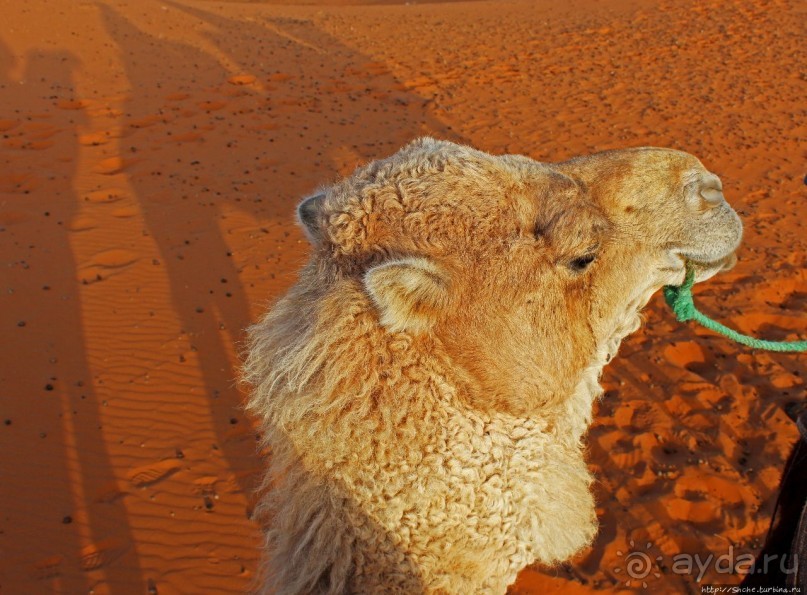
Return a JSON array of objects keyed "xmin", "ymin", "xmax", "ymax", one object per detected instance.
[{"xmin": 0, "ymin": 0, "xmax": 804, "ymax": 593}]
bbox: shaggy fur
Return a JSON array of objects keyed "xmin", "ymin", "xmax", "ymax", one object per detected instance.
[{"xmin": 243, "ymin": 138, "xmax": 743, "ymax": 594}]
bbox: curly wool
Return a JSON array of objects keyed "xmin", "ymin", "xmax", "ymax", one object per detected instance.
[
  {"xmin": 243, "ymin": 137, "xmax": 742, "ymax": 594},
  {"xmin": 243, "ymin": 271, "xmax": 617, "ymax": 593}
]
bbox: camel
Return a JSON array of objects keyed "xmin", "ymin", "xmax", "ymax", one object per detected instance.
[{"xmin": 242, "ymin": 138, "xmax": 743, "ymax": 594}]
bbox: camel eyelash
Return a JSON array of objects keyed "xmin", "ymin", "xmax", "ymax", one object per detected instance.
[{"xmin": 568, "ymin": 253, "xmax": 597, "ymax": 272}]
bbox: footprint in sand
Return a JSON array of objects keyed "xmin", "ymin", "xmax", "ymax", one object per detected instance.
[
  {"xmin": 68, "ymin": 215, "xmax": 97, "ymax": 232},
  {"xmin": 0, "ymin": 173, "xmax": 39, "ymax": 194},
  {"xmin": 665, "ymin": 497, "xmax": 721, "ymax": 526},
  {"xmin": 79, "ymin": 131, "xmax": 112, "ymax": 147},
  {"xmin": 79, "ymin": 537, "xmax": 129, "ymax": 571},
  {"xmin": 30, "ymin": 554, "xmax": 64, "ymax": 579},
  {"xmin": 84, "ymin": 248, "xmax": 138, "ymax": 269},
  {"xmin": 126, "ymin": 459, "xmax": 182, "ymax": 487},
  {"xmin": 222, "ymin": 469, "xmax": 261, "ymax": 495},
  {"xmin": 93, "ymin": 156, "xmax": 138, "ymax": 175},
  {"xmin": 268, "ymin": 72, "xmax": 293, "ymax": 83},
  {"xmin": 4, "ymin": 137, "xmax": 55, "ymax": 151},
  {"xmin": 192, "ymin": 469, "xmax": 254, "ymax": 496},
  {"xmin": 228, "ymin": 74, "xmax": 256, "ymax": 85},
  {"xmin": 662, "ymin": 340, "xmax": 708, "ymax": 370},
  {"xmin": 610, "ymin": 449, "xmax": 643, "ymax": 472},
  {"xmin": 643, "ymin": 527, "xmax": 684, "ymax": 559},
  {"xmin": 223, "ymin": 423, "xmax": 254, "ymax": 444},
  {"xmin": 84, "ymin": 188, "xmax": 127, "ymax": 203},
  {"xmin": 94, "ymin": 480, "xmax": 129, "ymax": 503},
  {"xmin": 171, "ymin": 131, "xmax": 204, "ymax": 144},
  {"xmin": 79, "ymin": 249, "xmax": 139, "ymax": 283},
  {"xmin": 675, "ymin": 471, "xmax": 748, "ymax": 508},
  {"xmin": 111, "ymin": 205, "xmax": 139, "ymax": 219},
  {"xmin": 92, "ymin": 249, "xmax": 138, "ymax": 268},
  {"xmin": 192, "ymin": 476, "xmax": 220, "ymax": 496},
  {"xmin": 56, "ymin": 98, "xmax": 89, "ymax": 111},
  {"xmin": 0, "ymin": 119, "xmax": 19, "ymax": 132},
  {"xmin": 26, "ymin": 123, "xmax": 60, "ymax": 141},
  {"xmin": 129, "ymin": 114, "xmax": 164, "ymax": 129},
  {"xmin": 197, "ymin": 100, "xmax": 227, "ymax": 112}
]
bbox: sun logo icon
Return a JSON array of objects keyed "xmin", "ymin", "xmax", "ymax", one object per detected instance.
[{"xmin": 613, "ymin": 540, "xmax": 663, "ymax": 588}]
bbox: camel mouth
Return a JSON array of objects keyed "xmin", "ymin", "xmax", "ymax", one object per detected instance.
[
  {"xmin": 675, "ymin": 250, "xmax": 737, "ymax": 283},
  {"xmin": 673, "ymin": 206, "xmax": 743, "ymax": 278},
  {"xmin": 685, "ymin": 250, "xmax": 737, "ymax": 269}
]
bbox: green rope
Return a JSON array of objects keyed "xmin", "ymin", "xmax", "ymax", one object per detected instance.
[{"xmin": 664, "ymin": 265, "xmax": 807, "ymax": 353}]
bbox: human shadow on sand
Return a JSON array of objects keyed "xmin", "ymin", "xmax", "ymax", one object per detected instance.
[
  {"xmin": 97, "ymin": 0, "xmax": 463, "ymax": 539},
  {"xmin": 0, "ymin": 42, "xmax": 144, "ymax": 591}
]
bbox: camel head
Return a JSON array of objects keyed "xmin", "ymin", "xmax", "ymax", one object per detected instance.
[{"xmin": 297, "ymin": 138, "xmax": 742, "ymax": 415}]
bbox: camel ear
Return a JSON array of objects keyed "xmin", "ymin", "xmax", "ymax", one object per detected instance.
[
  {"xmin": 541, "ymin": 202, "xmax": 612, "ymax": 270},
  {"xmin": 364, "ymin": 258, "xmax": 450, "ymax": 333},
  {"xmin": 531, "ymin": 173, "xmax": 611, "ymax": 270},
  {"xmin": 297, "ymin": 192, "xmax": 326, "ymax": 244}
]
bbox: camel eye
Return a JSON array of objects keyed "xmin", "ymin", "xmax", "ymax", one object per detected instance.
[{"xmin": 568, "ymin": 253, "xmax": 596, "ymax": 272}]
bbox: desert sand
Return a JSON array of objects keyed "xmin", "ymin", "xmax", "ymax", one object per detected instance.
[{"xmin": 0, "ymin": 0, "xmax": 804, "ymax": 593}]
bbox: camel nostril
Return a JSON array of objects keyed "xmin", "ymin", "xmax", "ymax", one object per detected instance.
[{"xmin": 700, "ymin": 187, "xmax": 724, "ymax": 206}]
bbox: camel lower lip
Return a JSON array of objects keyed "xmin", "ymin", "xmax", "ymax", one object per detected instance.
[
  {"xmin": 679, "ymin": 251, "xmax": 737, "ymax": 269},
  {"xmin": 700, "ymin": 253, "xmax": 736, "ymax": 268}
]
